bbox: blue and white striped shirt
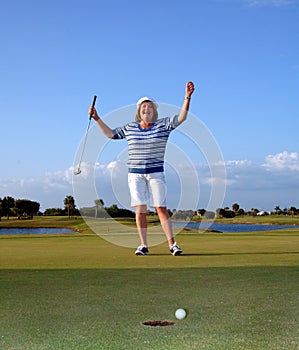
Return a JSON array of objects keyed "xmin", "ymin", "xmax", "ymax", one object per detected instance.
[{"xmin": 112, "ymin": 115, "xmax": 179, "ymax": 174}]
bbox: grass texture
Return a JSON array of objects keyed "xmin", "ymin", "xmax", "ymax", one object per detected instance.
[{"xmin": 0, "ymin": 217, "xmax": 298, "ymax": 349}]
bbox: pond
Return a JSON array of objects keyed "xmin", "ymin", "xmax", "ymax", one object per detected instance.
[
  {"xmin": 173, "ymin": 222, "xmax": 297, "ymax": 233},
  {"xmin": 0, "ymin": 228, "xmax": 77, "ymax": 235}
]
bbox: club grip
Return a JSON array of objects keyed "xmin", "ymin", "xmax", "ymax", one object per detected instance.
[
  {"xmin": 89, "ymin": 95, "xmax": 97, "ymax": 120},
  {"xmin": 92, "ymin": 95, "xmax": 97, "ymax": 107}
]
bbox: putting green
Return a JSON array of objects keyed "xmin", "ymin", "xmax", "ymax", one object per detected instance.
[{"xmin": 0, "ymin": 219, "xmax": 298, "ymax": 349}]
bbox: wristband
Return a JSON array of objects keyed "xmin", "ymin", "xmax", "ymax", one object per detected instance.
[{"xmin": 185, "ymin": 96, "xmax": 191, "ymax": 100}]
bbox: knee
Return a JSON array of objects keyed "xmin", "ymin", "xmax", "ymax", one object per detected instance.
[
  {"xmin": 135, "ymin": 205, "xmax": 147, "ymax": 215},
  {"xmin": 155, "ymin": 207, "xmax": 169, "ymax": 217}
]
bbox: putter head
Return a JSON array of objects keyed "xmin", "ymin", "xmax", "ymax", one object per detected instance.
[{"xmin": 74, "ymin": 169, "xmax": 81, "ymax": 175}]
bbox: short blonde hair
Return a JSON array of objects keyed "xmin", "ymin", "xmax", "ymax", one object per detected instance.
[{"xmin": 135, "ymin": 101, "xmax": 158, "ymax": 122}]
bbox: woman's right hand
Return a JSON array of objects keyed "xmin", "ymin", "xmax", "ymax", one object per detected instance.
[{"xmin": 88, "ymin": 106, "xmax": 99, "ymax": 120}]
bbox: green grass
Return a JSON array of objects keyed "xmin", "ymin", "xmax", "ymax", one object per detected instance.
[
  {"xmin": 0, "ymin": 217, "xmax": 298, "ymax": 349},
  {"xmin": 1, "ymin": 213, "xmax": 299, "ymax": 229},
  {"xmin": 1, "ymin": 267, "xmax": 298, "ymax": 350},
  {"xmin": 214, "ymin": 214, "xmax": 299, "ymax": 226}
]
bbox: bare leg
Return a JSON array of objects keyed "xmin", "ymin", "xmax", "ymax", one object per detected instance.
[
  {"xmin": 155, "ymin": 206, "xmax": 175, "ymax": 246},
  {"xmin": 135, "ymin": 205, "xmax": 148, "ymax": 246}
]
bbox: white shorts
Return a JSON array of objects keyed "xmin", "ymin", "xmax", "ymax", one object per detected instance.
[{"xmin": 128, "ymin": 172, "xmax": 167, "ymax": 208}]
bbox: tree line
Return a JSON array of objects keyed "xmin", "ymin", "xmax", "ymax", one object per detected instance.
[
  {"xmin": 0, "ymin": 195, "xmax": 134, "ymax": 220},
  {"xmin": 171, "ymin": 204, "xmax": 299, "ymax": 221},
  {"xmin": 0, "ymin": 195, "xmax": 79, "ymax": 220},
  {"xmin": 0, "ymin": 196, "xmax": 40, "ymax": 220},
  {"xmin": 1, "ymin": 195, "xmax": 298, "ymax": 221}
]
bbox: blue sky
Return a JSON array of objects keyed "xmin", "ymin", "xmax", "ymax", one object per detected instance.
[{"xmin": 0, "ymin": 0, "xmax": 299, "ymax": 212}]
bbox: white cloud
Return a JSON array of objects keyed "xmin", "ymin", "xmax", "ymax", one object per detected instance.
[
  {"xmin": 1, "ymin": 151, "xmax": 299, "ymax": 212},
  {"xmin": 222, "ymin": 152, "xmax": 299, "ymax": 210},
  {"xmin": 0, "ymin": 168, "xmax": 75, "ymax": 210},
  {"xmin": 225, "ymin": 160, "xmax": 252, "ymax": 168},
  {"xmin": 262, "ymin": 151, "xmax": 299, "ymax": 171}
]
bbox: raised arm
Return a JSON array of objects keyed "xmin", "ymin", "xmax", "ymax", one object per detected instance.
[
  {"xmin": 178, "ymin": 81, "xmax": 195, "ymax": 125},
  {"xmin": 88, "ymin": 106, "xmax": 114, "ymax": 139}
]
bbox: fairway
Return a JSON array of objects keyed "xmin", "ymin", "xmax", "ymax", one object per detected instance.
[{"xmin": 0, "ymin": 218, "xmax": 299, "ymax": 349}]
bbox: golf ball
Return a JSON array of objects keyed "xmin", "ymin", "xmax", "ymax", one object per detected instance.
[{"xmin": 175, "ymin": 308, "xmax": 187, "ymax": 320}]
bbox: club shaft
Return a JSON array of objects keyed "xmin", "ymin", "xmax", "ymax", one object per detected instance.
[
  {"xmin": 77, "ymin": 95, "xmax": 97, "ymax": 170},
  {"xmin": 77, "ymin": 118, "xmax": 91, "ymax": 167}
]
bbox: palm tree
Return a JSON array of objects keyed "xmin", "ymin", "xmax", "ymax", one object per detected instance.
[
  {"xmin": 274, "ymin": 206, "xmax": 281, "ymax": 215},
  {"xmin": 232, "ymin": 203, "xmax": 240, "ymax": 213},
  {"xmin": 64, "ymin": 195, "xmax": 75, "ymax": 219},
  {"xmin": 289, "ymin": 206, "xmax": 297, "ymax": 217},
  {"xmin": 94, "ymin": 199, "xmax": 104, "ymax": 218}
]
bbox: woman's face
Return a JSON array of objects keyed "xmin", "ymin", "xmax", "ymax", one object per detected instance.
[{"xmin": 139, "ymin": 102, "xmax": 155, "ymax": 124}]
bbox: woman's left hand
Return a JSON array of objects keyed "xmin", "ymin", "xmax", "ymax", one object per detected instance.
[{"xmin": 186, "ymin": 81, "xmax": 195, "ymax": 97}]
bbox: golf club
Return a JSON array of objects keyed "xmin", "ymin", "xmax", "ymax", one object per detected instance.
[{"xmin": 74, "ymin": 95, "xmax": 97, "ymax": 175}]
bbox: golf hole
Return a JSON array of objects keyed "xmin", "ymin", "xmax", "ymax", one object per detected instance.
[{"xmin": 142, "ymin": 320, "xmax": 175, "ymax": 327}]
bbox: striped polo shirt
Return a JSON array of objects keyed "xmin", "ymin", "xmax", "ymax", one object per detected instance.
[{"xmin": 112, "ymin": 115, "xmax": 179, "ymax": 174}]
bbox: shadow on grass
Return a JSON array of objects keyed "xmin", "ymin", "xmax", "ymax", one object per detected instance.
[{"xmin": 149, "ymin": 251, "xmax": 299, "ymax": 256}]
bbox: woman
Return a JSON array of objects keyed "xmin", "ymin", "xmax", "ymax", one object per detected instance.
[{"xmin": 89, "ymin": 81, "xmax": 195, "ymax": 255}]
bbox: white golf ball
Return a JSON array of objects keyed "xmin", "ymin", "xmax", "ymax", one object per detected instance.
[{"xmin": 175, "ymin": 308, "xmax": 187, "ymax": 320}]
